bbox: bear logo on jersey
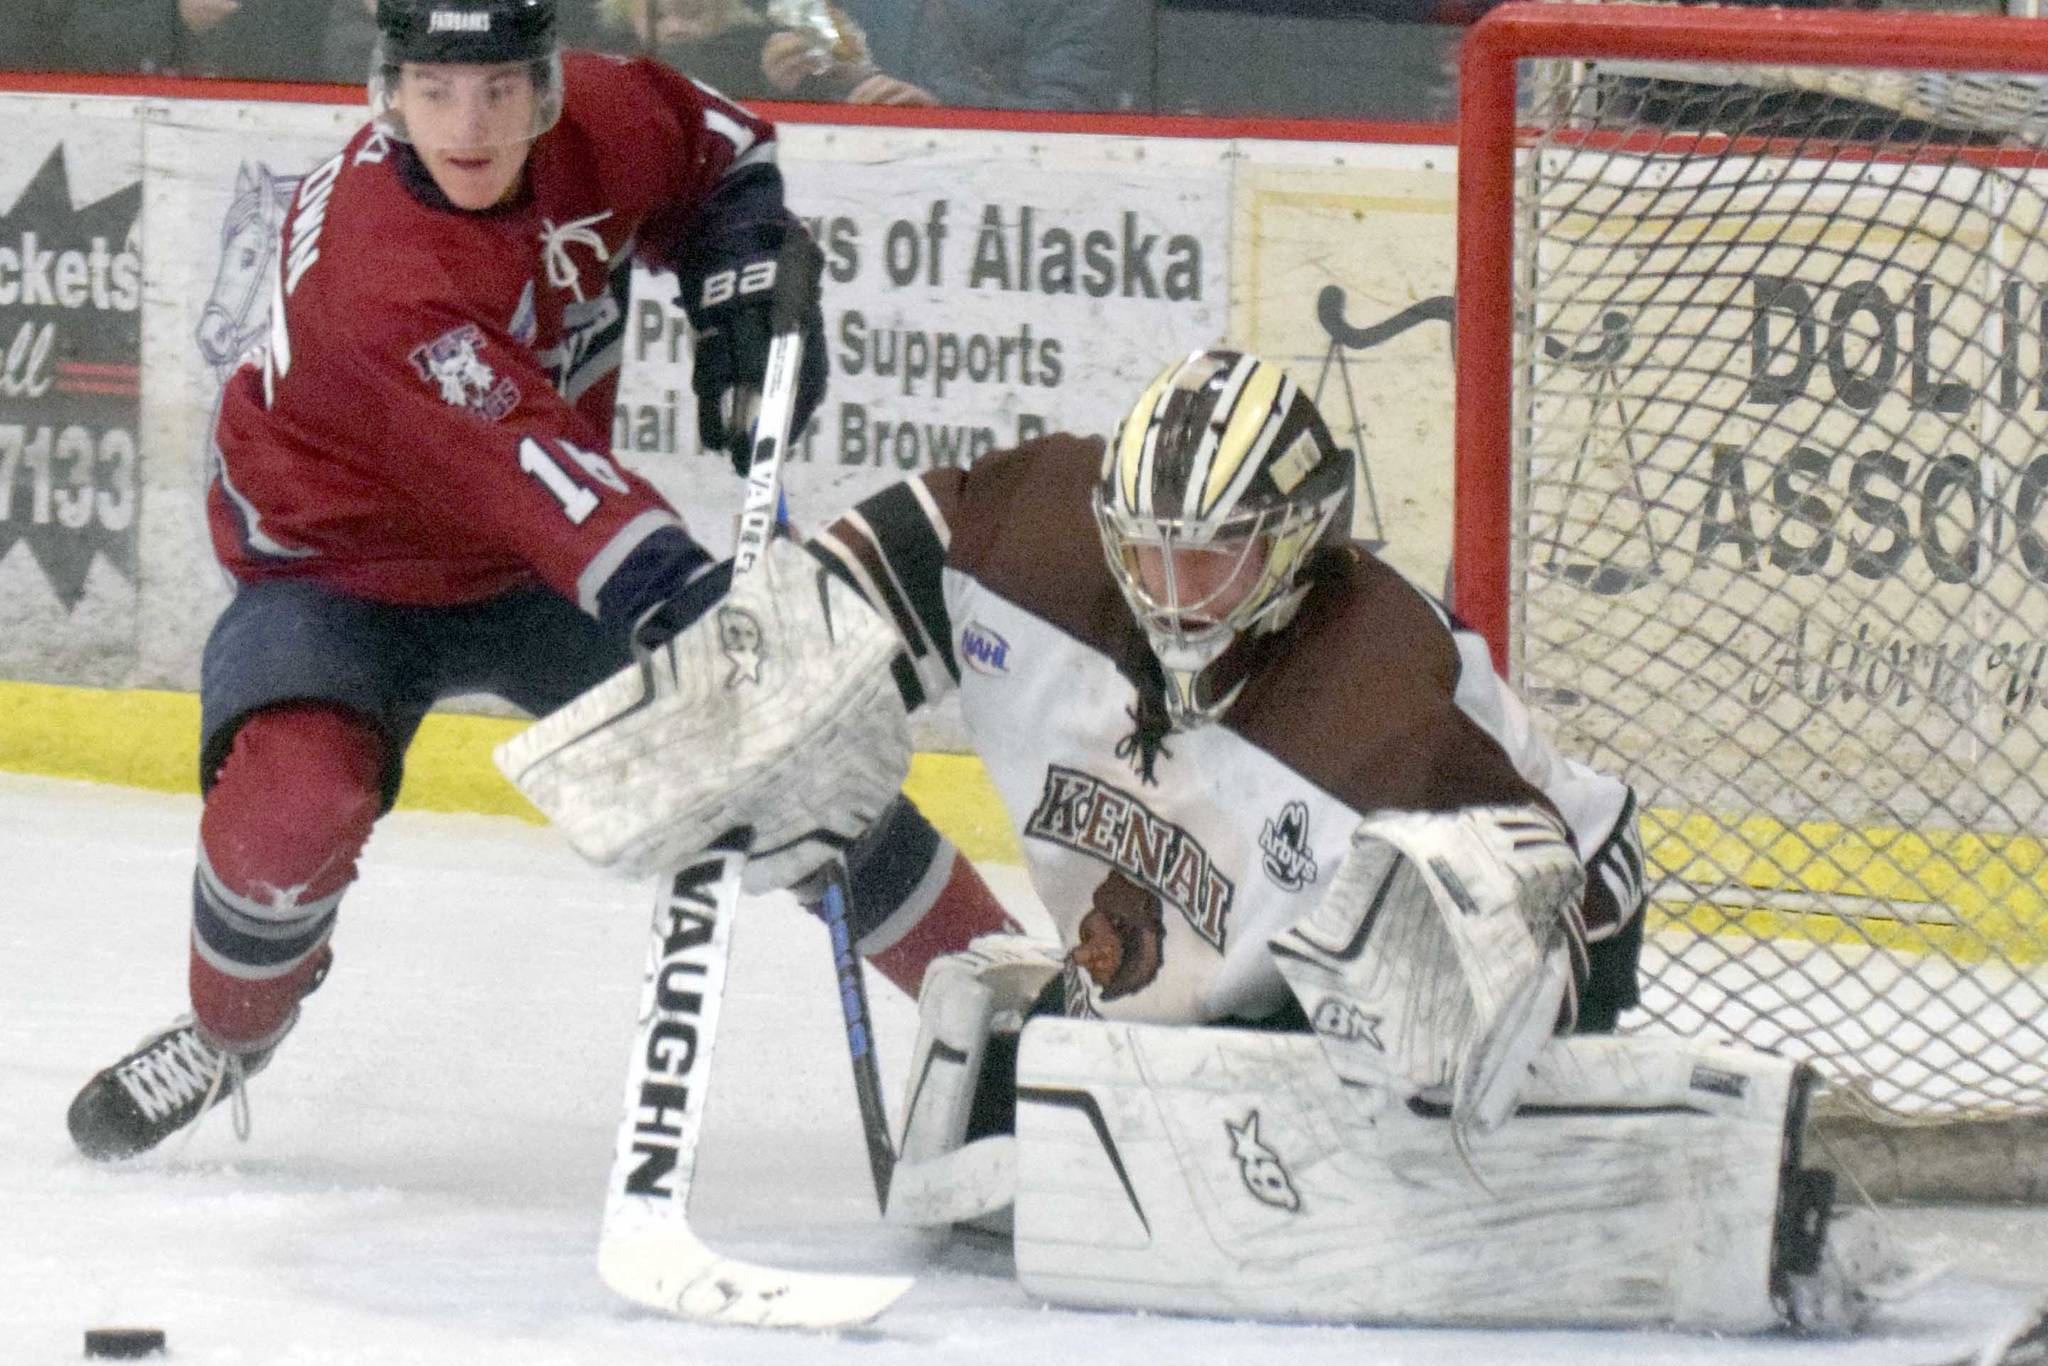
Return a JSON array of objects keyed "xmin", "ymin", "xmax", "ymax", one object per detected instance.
[
  {"xmin": 1026, "ymin": 765, "xmax": 1234, "ymax": 950},
  {"xmin": 409, "ymin": 324, "xmax": 520, "ymax": 420},
  {"xmin": 1226, "ymin": 1111, "xmax": 1301, "ymax": 1213},
  {"xmin": 1071, "ymin": 871, "xmax": 1166, "ymax": 1002},
  {"xmin": 1259, "ymin": 800, "xmax": 1319, "ymax": 892}
]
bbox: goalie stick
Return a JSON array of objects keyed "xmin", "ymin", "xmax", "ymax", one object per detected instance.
[{"xmin": 596, "ymin": 233, "xmax": 912, "ymax": 1329}]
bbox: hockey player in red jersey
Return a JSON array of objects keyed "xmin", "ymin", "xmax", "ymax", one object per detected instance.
[
  {"xmin": 508, "ymin": 349, "xmax": 1892, "ymax": 1332},
  {"xmin": 66, "ymin": 0, "xmax": 1014, "ymax": 1162}
]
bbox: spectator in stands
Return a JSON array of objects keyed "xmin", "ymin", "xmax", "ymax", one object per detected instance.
[
  {"xmin": 46, "ymin": 0, "xmax": 343, "ymax": 79},
  {"xmin": 30, "ymin": 0, "xmax": 201, "ymax": 75},
  {"xmin": 0, "ymin": 1, "xmax": 61, "ymax": 70},
  {"xmin": 838, "ymin": 0, "xmax": 1137, "ymax": 111},
  {"xmin": 592, "ymin": 0, "xmax": 935, "ymax": 104},
  {"xmin": 188, "ymin": 0, "xmax": 357, "ymax": 80},
  {"xmin": 28, "ymin": 0, "xmax": 340, "ymax": 79},
  {"xmin": 324, "ymin": 0, "xmax": 380, "ymax": 81}
]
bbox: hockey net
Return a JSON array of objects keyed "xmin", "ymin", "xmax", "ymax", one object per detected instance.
[{"xmin": 1456, "ymin": 1, "xmax": 2048, "ymax": 1197}]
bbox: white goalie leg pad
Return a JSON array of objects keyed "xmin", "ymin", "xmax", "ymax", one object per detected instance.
[
  {"xmin": 1013, "ymin": 1022, "xmax": 1821, "ymax": 1333},
  {"xmin": 1268, "ymin": 804, "xmax": 1584, "ymax": 1137},
  {"xmin": 493, "ymin": 537, "xmax": 911, "ymax": 891},
  {"xmin": 886, "ymin": 936, "xmax": 1062, "ymax": 1229}
]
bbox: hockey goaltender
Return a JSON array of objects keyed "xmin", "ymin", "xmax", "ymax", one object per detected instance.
[{"xmin": 508, "ymin": 349, "xmax": 1899, "ymax": 1334}]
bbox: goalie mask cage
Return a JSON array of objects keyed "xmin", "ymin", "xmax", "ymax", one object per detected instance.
[{"xmin": 1457, "ymin": 1, "xmax": 2048, "ymax": 1197}]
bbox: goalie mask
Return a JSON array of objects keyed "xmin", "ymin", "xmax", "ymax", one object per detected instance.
[
  {"xmin": 1095, "ymin": 350, "xmax": 1353, "ymax": 728},
  {"xmin": 370, "ymin": 0, "xmax": 564, "ymax": 147}
]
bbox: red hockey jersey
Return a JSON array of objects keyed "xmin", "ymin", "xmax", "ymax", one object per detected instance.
[{"xmin": 209, "ymin": 53, "xmax": 775, "ymax": 615}]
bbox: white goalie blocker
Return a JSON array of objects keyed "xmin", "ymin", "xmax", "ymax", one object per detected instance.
[
  {"xmin": 493, "ymin": 536, "xmax": 912, "ymax": 893},
  {"xmin": 1269, "ymin": 804, "xmax": 1587, "ymax": 1137}
]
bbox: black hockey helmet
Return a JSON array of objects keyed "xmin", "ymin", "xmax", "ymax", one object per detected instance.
[
  {"xmin": 375, "ymin": 0, "xmax": 557, "ymax": 65},
  {"xmin": 369, "ymin": 0, "xmax": 564, "ymax": 144}
]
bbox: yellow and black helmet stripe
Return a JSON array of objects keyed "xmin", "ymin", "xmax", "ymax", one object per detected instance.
[{"xmin": 1106, "ymin": 349, "xmax": 1340, "ymax": 526}]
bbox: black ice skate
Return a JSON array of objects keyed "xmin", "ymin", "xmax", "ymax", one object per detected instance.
[{"xmin": 67, "ymin": 951, "xmax": 329, "ymax": 1161}]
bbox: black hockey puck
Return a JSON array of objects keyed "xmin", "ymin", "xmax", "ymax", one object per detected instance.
[{"xmin": 83, "ymin": 1328, "xmax": 166, "ymax": 1358}]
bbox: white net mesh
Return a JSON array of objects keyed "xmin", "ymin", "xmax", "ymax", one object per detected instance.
[{"xmin": 1512, "ymin": 45, "xmax": 2048, "ymax": 1121}]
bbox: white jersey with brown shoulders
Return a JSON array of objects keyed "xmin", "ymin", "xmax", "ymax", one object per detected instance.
[{"xmin": 814, "ymin": 435, "xmax": 1638, "ymax": 1026}]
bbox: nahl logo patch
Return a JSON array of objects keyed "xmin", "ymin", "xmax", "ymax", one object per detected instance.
[
  {"xmin": 1226, "ymin": 1111, "xmax": 1301, "ymax": 1213},
  {"xmin": 960, "ymin": 620, "xmax": 1010, "ymax": 676},
  {"xmin": 409, "ymin": 323, "xmax": 519, "ymax": 420},
  {"xmin": 1259, "ymin": 800, "xmax": 1318, "ymax": 891}
]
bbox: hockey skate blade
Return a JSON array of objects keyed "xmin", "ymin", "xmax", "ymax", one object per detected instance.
[{"xmin": 599, "ymin": 1230, "xmax": 912, "ymax": 1329}]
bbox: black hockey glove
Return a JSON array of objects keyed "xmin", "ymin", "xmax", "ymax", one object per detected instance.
[{"xmin": 677, "ymin": 216, "xmax": 827, "ymax": 477}]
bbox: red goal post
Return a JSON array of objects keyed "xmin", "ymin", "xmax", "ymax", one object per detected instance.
[{"xmin": 1455, "ymin": 1, "xmax": 2048, "ymax": 1195}]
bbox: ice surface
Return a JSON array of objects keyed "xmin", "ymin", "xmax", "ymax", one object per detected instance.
[{"xmin": 2, "ymin": 773, "xmax": 2043, "ymax": 1365}]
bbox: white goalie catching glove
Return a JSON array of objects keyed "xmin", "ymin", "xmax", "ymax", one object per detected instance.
[
  {"xmin": 493, "ymin": 536, "xmax": 912, "ymax": 893},
  {"xmin": 1269, "ymin": 804, "xmax": 1587, "ymax": 1137}
]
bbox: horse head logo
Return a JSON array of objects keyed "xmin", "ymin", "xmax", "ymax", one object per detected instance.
[{"xmin": 197, "ymin": 162, "xmax": 298, "ymax": 375}]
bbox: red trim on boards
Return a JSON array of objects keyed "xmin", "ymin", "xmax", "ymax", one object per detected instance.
[
  {"xmin": 0, "ymin": 68, "xmax": 1454, "ymax": 146},
  {"xmin": 0, "ymin": 70, "xmax": 366, "ymax": 104},
  {"xmin": 749, "ymin": 100, "xmax": 1453, "ymax": 146}
]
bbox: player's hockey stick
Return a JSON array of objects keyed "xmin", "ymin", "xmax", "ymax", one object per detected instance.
[
  {"xmin": 733, "ymin": 234, "xmax": 893, "ymax": 1219},
  {"xmin": 741, "ymin": 241, "xmax": 894, "ymax": 1217},
  {"xmin": 815, "ymin": 860, "xmax": 896, "ymax": 1211},
  {"xmin": 596, "ymin": 233, "xmax": 911, "ymax": 1329}
]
